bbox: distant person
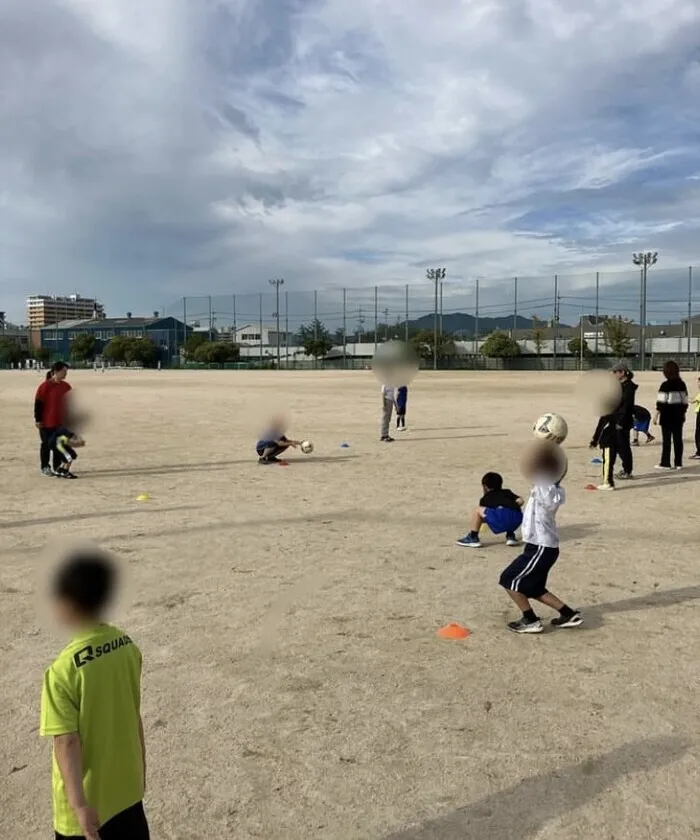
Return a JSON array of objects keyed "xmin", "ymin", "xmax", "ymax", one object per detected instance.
[
  {"xmin": 589, "ymin": 364, "xmax": 637, "ymax": 489},
  {"xmin": 34, "ymin": 362, "xmax": 71, "ymax": 476},
  {"xmin": 654, "ymin": 359, "xmax": 688, "ymax": 470},
  {"xmin": 41, "ymin": 549, "xmax": 149, "ymax": 840},
  {"xmin": 456, "ymin": 472, "xmax": 523, "ymax": 548},
  {"xmin": 256, "ymin": 416, "xmax": 301, "ymax": 464},
  {"xmin": 690, "ymin": 376, "xmax": 700, "ymax": 460},
  {"xmin": 631, "ymin": 405, "xmax": 655, "ymax": 446},
  {"xmin": 380, "ymin": 383, "xmax": 396, "ymax": 442},
  {"xmin": 395, "ymin": 385, "xmax": 408, "ymax": 431}
]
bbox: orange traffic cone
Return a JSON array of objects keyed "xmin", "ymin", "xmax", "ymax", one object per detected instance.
[{"xmin": 437, "ymin": 623, "xmax": 470, "ymax": 640}]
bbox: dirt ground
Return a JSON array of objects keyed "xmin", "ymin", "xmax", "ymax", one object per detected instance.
[{"xmin": 1, "ymin": 369, "xmax": 699, "ymax": 839}]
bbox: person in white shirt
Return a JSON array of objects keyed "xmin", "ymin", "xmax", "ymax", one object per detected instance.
[
  {"xmin": 499, "ymin": 442, "xmax": 582, "ymax": 634},
  {"xmin": 380, "ymin": 384, "xmax": 396, "ymax": 442}
]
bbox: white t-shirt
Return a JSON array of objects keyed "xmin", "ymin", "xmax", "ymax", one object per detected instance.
[
  {"xmin": 521, "ymin": 478, "xmax": 565, "ymax": 548},
  {"xmin": 381, "ymin": 384, "xmax": 395, "ymax": 401}
]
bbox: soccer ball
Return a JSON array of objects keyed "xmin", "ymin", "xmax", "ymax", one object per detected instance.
[
  {"xmin": 533, "ymin": 413, "xmax": 568, "ymax": 444},
  {"xmin": 372, "ymin": 340, "xmax": 419, "ymax": 387},
  {"xmin": 300, "ymin": 440, "xmax": 314, "ymax": 454}
]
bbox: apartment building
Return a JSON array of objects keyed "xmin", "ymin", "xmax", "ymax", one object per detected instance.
[{"xmin": 26, "ymin": 295, "xmax": 105, "ymax": 330}]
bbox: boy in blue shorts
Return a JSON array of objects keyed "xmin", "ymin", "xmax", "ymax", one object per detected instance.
[
  {"xmin": 631, "ymin": 405, "xmax": 655, "ymax": 446},
  {"xmin": 456, "ymin": 472, "xmax": 524, "ymax": 548},
  {"xmin": 395, "ymin": 385, "xmax": 408, "ymax": 431}
]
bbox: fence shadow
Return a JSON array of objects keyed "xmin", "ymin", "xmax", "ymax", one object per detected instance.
[
  {"xmin": 579, "ymin": 584, "xmax": 700, "ymax": 630},
  {"xmin": 0, "ymin": 505, "xmax": 203, "ymax": 531},
  {"xmin": 383, "ymin": 737, "xmax": 688, "ymax": 840}
]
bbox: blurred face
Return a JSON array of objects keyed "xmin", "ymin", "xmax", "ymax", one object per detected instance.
[
  {"xmin": 613, "ymin": 369, "xmax": 626, "ymax": 382},
  {"xmin": 54, "ymin": 367, "xmax": 68, "ymax": 382}
]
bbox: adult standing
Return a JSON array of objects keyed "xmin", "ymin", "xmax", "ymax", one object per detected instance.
[
  {"xmin": 34, "ymin": 361, "xmax": 71, "ymax": 476},
  {"xmin": 654, "ymin": 359, "xmax": 688, "ymax": 470},
  {"xmin": 590, "ymin": 363, "xmax": 637, "ymax": 488}
]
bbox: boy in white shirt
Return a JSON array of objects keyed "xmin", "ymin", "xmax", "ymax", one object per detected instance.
[
  {"xmin": 380, "ymin": 384, "xmax": 396, "ymax": 442},
  {"xmin": 499, "ymin": 442, "xmax": 582, "ymax": 634}
]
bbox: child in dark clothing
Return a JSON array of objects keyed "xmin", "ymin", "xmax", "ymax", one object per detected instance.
[
  {"xmin": 256, "ymin": 417, "xmax": 302, "ymax": 464},
  {"xmin": 395, "ymin": 385, "xmax": 408, "ymax": 431},
  {"xmin": 631, "ymin": 405, "xmax": 655, "ymax": 446},
  {"xmin": 51, "ymin": 428, "xmax": 86, "ymax": 479},
  {"xmin": 456, "ymin": 472, "xmax": 524, "ymax": 548}
]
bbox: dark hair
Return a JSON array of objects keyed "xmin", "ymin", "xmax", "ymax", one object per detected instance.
[
  {"xmin": 52, "ymin": 551, "xmax": 117, "ymax": 616},
  {"xmin": 481, "ymin": 471, "xmax": 503, "ymax": 490},
  {"xmin": 45, "ymin": 370, "xmax": 52, "ymax": 380},
  {"xmin": 663, "ymin": 360, "xmax": 680, "ymax": 379},
  {"xmin": 531, "ymin": 443, "xmax": 564, "ymax": 478},
  {"xmin": 46, "ymin": 361, "xmax": 68, "ymax": 380}
]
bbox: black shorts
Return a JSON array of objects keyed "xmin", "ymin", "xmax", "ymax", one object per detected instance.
[
  {"xmin": 499, "ymin": 543, "xmax": 559, "ymax": 598},
  {"xmin": 56, "ymin": 801, "xmax": 149, "ymax": 840}
]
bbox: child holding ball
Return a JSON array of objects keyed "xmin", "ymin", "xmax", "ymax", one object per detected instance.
[
  {"xmin": 456, "ymin": 472, "xmax": 523, "ymax": 548},
  {"xmin": 256, "ymin": 417, "xmax": 302, "ymax": 464},
  {"xmin": 499, "ymin": 441, "xmax": 582, "ymax": 634}
]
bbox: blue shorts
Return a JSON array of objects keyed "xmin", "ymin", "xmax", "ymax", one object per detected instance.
[
  {"xmin": 633, "ymin": 419, "xmax": 650, "ymax": 433},
  {"xmin": 499, "ymin": 543, "xmax": 559, "ymax": 598},
  {"xmin": 482, "ymin": 507, "xmax": 523, "ymax": 535}
]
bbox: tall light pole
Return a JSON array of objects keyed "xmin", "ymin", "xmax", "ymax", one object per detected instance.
[
  {"xmin": 269, "ymin": 278, "xmax": 284, "ymax": 368},
  {"xmin": 632, "ymin": 252, "xmax": 657, "ymax": 371},
  {"xmin": 426, "ymin": 267, "xmax": 446, "ymax": 370}
]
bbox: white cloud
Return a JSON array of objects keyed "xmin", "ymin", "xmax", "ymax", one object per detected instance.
[{"xmin": 1, "ymin": 0, "xmax": 700, "ymax": 323}]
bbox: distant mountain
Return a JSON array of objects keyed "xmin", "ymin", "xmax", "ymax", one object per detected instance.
[{"xmin": 407, "ymin": 312, "xmax": 570, "ymax": 336}]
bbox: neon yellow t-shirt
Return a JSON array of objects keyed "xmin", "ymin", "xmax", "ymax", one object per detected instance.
[
  {"xmin": 693, "ymin": 393, "xmax": 700, "ymax": 414},
  {"xmin": 40, "ymin": 624, "xmax": 144, "ymax": 836}
]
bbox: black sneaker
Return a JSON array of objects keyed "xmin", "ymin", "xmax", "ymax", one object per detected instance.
[
  {"xmin": 505, "ymin": 532, "xmax": 519, "ymax": 546},
  {"xmin": 41, "ymin": 467, "xmax": 53, "ymax": 476},
  {"xmin": 380, "ymin": 436, "xmax": 395, "ymax": 442},
  {"xmin": 551, "ymin": 611, "xmax": 583, "ymax": 629},
  {"xmin": 631, "ymin": 440, "xmax": 639, "ymax": 447},
  {"xmin": 507, "ymin": 617, "xmax": 543, "ymax": 634}
]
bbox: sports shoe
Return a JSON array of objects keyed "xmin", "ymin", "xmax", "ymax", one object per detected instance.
[
  {"xmin": 456, "ymin": 534, "xmax": 481, "ymax": 548},
  {"xmin": 689, "ymin": 453, "xmax": 700, "ymax": 460},
  {"xmin": 507, "ymin": 618, "xmax": 543, "ymax": 634},
  {"xmin": 551, "ymin": 611, "xmax": 583, "ymax": 629},
  {"xmin": 505, "ymin": 533, "xmax": 519, "ymax": 546},
  {"xmin": 654, "ymin": 464, "xmax": 673, "ymax": 470},
  {"xmin": 596, "ymin": 483, "xmax": 615, "ymax": 491},
  {"xmin": 380, "ymin": 436, "xmax": 395, "ymax": 442},
  {"xmin": 41, "ymin": 467, "xmax": 53, "ymax": 476},
  {"xmin": 617, "ymin": 471, "xmax": 633, "ymax": 480},
  {"xmin": 674, "ymin": 465, "xmax": 683, "ymax": 471},
  {"xmin": 646, "ymin": 435, "xmax": 655, "ymax": 444},
  {"xmin": 631, "ymin": 439, "xmax": 639, "ymax": 447}
]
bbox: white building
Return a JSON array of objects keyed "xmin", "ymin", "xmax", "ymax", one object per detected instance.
[{"xmin": 232, "ymin": 323, "xmax": 294, "ymax": 347}]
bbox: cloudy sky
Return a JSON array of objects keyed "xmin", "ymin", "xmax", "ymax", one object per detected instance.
[{"xmin": 1, "ymin": 0, "xmax": 700, "ymax": 327}]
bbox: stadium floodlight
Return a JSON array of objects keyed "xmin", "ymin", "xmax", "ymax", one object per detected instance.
[
  {"xmin": 632, "ymin": 252, "xmax": 658, "ymax": 371},
  {"xmin": 426, "ymin": 267, "xmax": 446, "ymax": 371},
  {"xmin": 268, "ymin": 278, "xmax": 284, "ymax": 368}
]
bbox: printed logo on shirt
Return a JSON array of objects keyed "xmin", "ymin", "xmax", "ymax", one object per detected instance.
[{"xmin": 73, "ymin": 635, "xmax": 133, "ymax": 668}]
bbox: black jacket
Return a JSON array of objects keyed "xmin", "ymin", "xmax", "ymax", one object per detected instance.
[{"xmin": 591, "ymin": 378, "xmax": 637, "ymax": 446}]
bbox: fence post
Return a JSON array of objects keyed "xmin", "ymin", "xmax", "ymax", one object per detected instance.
[
  {"xmin": 688, "ymin": 266, "xmax": 693, "ymax": 356},
  {"xmin": 285, "ymin": 291, "xmax": 289, "ymax": 368},
  {"xmin": 474, "ymin": 278, "xmax": 480, "ymax": 355},
  {"xmin": 594, "ymin": 272, "xmax": 599, "ymax": 357},
  {"xmin": 342, "ymin": 288, "xmax": 347, "ymax": 369},
  {"xmin": 553, "ymin": 274, "xmax": 558, "ymax": 369},
  {"xmin": 373, "ymin": 286, "xmax": 378, "ymax": 352},
  {"xmin": 513, "ymin": 277, "xmax": 518, "ymax": 335},
  {"xmin": 259, "ymin": 293, "xmax": 263, "ymax": 365},
  {"xmin": 313, "ymin": 291, "xmax": 318, "ymax": 339},
  {"xmin": 232, "ymin": 295, "xmax": 237, "ymax": 339}
]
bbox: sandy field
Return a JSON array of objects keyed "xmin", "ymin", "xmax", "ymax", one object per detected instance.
[{"xmin": 1, "ymin": 368, "xmax": 699, "ymax": 839}]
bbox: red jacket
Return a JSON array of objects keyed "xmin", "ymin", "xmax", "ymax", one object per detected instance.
[{"xmin": 34, "ymin": 380, "xmax": 72, "ymax": 428}]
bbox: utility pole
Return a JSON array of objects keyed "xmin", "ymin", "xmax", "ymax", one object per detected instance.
[
  {"xmin": 268, "ymin": 278, "xmax": 284, "ymax": 368},
  {"xmin": 426, "ymin": 267, "xmax": 446, "ymax": 370},
  {"xmin": 632, "ymin": 251, "xmax": 658, "ymax": 370},
  {"xmin": 383, "ymin": 307, "xmax": 389, "ymax": 339},
  {"xmin": 475, "ymin": 277, "xmax": 480, "ymax": 354}
]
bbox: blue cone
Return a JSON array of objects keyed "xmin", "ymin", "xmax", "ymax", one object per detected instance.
[
  {"xmin": 340, "ymin": 442, "xmax": 350, "ymax": 448},
  {"xmin": 591, "ymin": 457, "xmax": 602, "ymax": 464}
]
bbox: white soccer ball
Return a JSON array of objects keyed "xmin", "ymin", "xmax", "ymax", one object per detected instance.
[
  {"xmin": 533, "ymin": 413, "xmax": 568, "ymax": 444},
  {"xmin": 300, "ymin": 440, "xmax": 314, "ymax": 454}
]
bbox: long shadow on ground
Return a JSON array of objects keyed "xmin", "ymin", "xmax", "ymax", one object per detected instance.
[{"xmin": 383, "ymin": 737, "xmax": 688, "ymax": 840}]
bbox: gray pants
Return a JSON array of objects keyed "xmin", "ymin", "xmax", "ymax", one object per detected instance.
[{"xmin": 381, "ymin": 398, "xmax": 394, "ymax": 438}]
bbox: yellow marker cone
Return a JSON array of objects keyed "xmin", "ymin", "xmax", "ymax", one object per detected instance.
[{"xmin": 136, "ymin": 493, "xmax": 150, "ymax": 502}]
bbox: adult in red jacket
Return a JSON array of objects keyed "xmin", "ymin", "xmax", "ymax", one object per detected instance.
[{"xmin": 34, "ymin": 361, "xmax": 72, "ymax": 475}]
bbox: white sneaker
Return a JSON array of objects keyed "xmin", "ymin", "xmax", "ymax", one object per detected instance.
[
  {"xmin": 597, "ymin": 483, "xmax": 615, "ymax": 491},
  {"xmin": 654, "ymin": 465, "xmax": 673, "ymax": 470}
]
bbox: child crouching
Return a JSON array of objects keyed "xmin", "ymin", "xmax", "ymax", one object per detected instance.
[
  {"xmin": 51, "ymin": 428, "xmax": 85, "ymax": 479},
  {"xmin": 499, "ymin": 442, "xmax": 582, "ymax": 634},
  {"xmin": 456, "ymin": 472, "xmax": 523, "ymax": 548}
]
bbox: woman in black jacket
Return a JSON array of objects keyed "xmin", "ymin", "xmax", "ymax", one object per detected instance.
[{"xmin": 654, "ymin": 359, "xmax": 688, "ymax": 469}]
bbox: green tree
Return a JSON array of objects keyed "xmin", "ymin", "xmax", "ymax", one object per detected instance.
[
  {"xmin": 567, "ymin": 336, "xmax": 592, "ymax": 358},
  {"xmin": 0, "ymin": 338, "xmax": 24, "ymax": 366},
  {"xmin": 102, "ymin": 336, "xmax": 131, "ymax": 363},
  {"xmin": 33, "ymin": 346, "xmax": 51, "ymax": 365},
  {"xmin": 409, "ymin": 329, "xmax": 456, "ymax": 361},
  {"xmin": 530, "ymin": 315, "xmax": 546, "ymax": 356},
  {"xmin": 298, "ymin": 319, "xmax": 333, "ymax": 359},
  {"xmin": 193, "ymin": 341, "xmax": 240, "ymax": 364},
  {"xmin": 182, "ymin": 332, "xmax": 207, "ymax": 360},
  {"xmin": 70, "ymin": 333, "xmax": 98, "ymax": 363},
  {"xmin": 602, "ymin": 317, "xmax": 633, "ymax": 357},
  {"xmin": 481, "ymin": 331, "xmax": 521, "ymax": 358},
  {"xmin": 126, "ymin": 338, "xmax": 159, "ymax": 367}
]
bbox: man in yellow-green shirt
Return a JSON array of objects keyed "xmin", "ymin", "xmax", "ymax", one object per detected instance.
[
  {"xmin": 691, "ymin": 376, "xmax": 700, "ymax": 460},
  {"xmin": 40, "ymin": 550, "xmax": 149, "ymax": 840}
]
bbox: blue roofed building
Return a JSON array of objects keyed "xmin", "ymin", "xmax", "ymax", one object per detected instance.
[{"xmin": 40, "ymin": 315, "xmax": 191, "ymax": 365}]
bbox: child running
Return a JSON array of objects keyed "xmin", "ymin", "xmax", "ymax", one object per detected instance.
[
  {"xmin": 631, "ymin": 404, "xmax": 655, "ymax": 446},
  {"xmin": 396, "ymin": 385, "xmax": 408, "ymax": 432},
  {"xmin": 456, "ymin": 472, "xmax": 523, "ymax": 548},
  {"xmin": 41, "ymin": 549, "xmax": 149, "ymax": 840},
  {"xmin": 499, "ymin": 442, "xmax": 582, "ymax": 634},
  {"xmin": 256, "ymin": 416, "xmax": 301, "ymax": 464}
]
